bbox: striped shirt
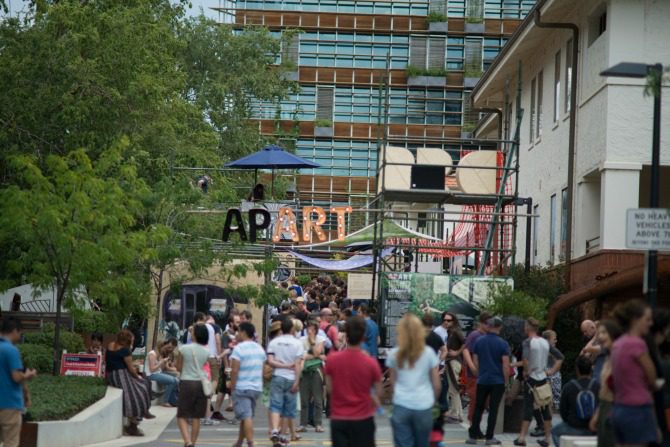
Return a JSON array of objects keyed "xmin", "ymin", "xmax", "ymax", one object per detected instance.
[{"xmin": 230, "ymin": 340, "xmax": 267, "ymax": 392}]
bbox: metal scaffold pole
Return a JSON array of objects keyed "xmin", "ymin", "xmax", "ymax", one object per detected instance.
[{"xmin": 478, "ymin": 61, "xmax": 524, "ymax": 275}]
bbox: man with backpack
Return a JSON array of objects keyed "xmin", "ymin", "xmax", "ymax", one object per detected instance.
[{"xmin": 551, "ymin": 356, "xmax": 599, "ymax": 446}]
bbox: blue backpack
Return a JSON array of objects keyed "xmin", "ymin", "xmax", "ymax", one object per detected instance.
[{"xmin": 572, "ymin": 379, "xmax": 597, "ymax": 420}]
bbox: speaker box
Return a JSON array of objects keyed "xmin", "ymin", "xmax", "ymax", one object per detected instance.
[{"xmin": 411, "ymin": 165, "xmax": 445, "ymax": 190}]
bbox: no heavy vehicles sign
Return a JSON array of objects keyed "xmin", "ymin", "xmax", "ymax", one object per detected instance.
[{"xmin": 626, "ymin": 208, "xmax": 670, "ymax": 251}]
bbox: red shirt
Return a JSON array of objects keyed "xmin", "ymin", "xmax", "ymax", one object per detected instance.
[{"xmin": 324, "ymin": 348, "xmax": 382, "ymax": 420}]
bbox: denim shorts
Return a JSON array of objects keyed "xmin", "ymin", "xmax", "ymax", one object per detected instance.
[
  {"xmin": 233, "ymin": 389, "xmax": 261, "ymax": 420},
  {"xmin": 269, "ymin": 376, "xmax": 297, "ymax": 418},
  {"xmin": 612, "ymin": 404, "xmax": 658, "ymax": 445}
]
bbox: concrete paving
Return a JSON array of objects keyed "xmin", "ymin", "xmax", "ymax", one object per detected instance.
[{"xmin": 116, "ymin": 403, "xmax": 555, "ymax": 447}]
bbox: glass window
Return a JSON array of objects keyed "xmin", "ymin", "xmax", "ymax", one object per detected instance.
[
  {"xmin": 550, "ymin": 194, "xmax": 556, "ymax": 261},
  {"xmin": 565, "ymin": 39, "xmax": 573, "ymax": 113},
  {"xmin": 560, "ymin": 188, "xmax": 568, "ymax": 261},
  {"xmin": 536, "ymin": 70, "xmax": 543, "ymax": 137},
  {"xmin": 529, "ymin": 77, "xmax": 536, "ymax": 142},
  {"xmin": 554, "ymin": 51, "xmax": 561, "ymax": 123}
]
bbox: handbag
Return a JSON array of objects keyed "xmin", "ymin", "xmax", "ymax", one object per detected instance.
[
  {"xmin": 191, "ymin": 348, "xmax": 213, "ymax": 397},
  {"xmin": 531, "ymin": 381, "xmax": 553, "ymax": 409}
]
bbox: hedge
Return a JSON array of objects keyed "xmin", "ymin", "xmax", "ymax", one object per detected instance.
[
  {"xmin": 23, "ymin": 323, "xmax": 85, "ymax": 354},
  {"xmin": 25, "ymin": 375, "xmax": 107, "ymax": 422},
  {"xmin": 18, "ymin": 344, "xmax": 53, "ymax": 374}
]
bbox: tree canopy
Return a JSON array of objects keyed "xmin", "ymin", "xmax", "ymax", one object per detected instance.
[{"xmin": 0, "ymin": 0, "xmax": 295, "ymax": 354}]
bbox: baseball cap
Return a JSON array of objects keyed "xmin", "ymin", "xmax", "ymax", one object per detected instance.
[{"xmin": 295, "ymin": 296, "xmax": 305, "ymax": 303}]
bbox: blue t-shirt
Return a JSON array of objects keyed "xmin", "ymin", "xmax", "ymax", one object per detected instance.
[
  {"xmin": 0, "ymin": 338, "xmax": 24, "ymax": 410},
  {"xmin": 230, "ymin": 340, "xmax": 267, "ymax": 392},
  {"xmin": 362, "ymin": 318, "xmax": 379, "ymax": 358},
  {"xmin": 473, "ymin": 333, "xmax": 510, "ymax": 385},
  {"xmin": 387, "ymin": 346, "xmax": 439, "ymax": 410}
]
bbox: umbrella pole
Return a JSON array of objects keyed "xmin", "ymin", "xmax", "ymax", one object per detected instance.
[
  {"xmin": 254, "ymin": 169, "xmax": 257, "ymax": 185},
  {"xmin": 271, "ymin": 169, "xmax": 275, "ymax": 198}
]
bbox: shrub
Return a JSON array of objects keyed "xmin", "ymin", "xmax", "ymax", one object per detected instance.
[
  {"xmin": 72, "ymin": 310, "xmax": 120, "ymax": 335},
  {"xmin": 18, "ymin": 344, "xmax": 53, "ymax": 374},
  {"xmin": 481, "ymin": 283, "xmax": 549, "ymax": 325},
  {"xmin": 426, "ymin": 12, "xmax": 448, "ymax": 23},
  {"xmin": 296, "ymin": 274, "xmax": 311, "ymax": 287},
  {"xmin": 314, "ymin": 119, "xmax": 332, "ymax": 128},
  {"xmin": 26, "ymin": 375, "xmax": 107, "ymax": 421},
  {"xmin": 23, "ymin": 323, "xmax": 85, "ymax": 354}
]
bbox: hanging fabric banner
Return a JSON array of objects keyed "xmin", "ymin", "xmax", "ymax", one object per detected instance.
[{"xmin": 286, "ymin": 248, "xmax": 393, "ymax": 271}]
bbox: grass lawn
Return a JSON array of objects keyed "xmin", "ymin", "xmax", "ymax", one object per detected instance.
[{"xmin": 26, "ymin": 375, "xmax": 107, "ymax": 422}]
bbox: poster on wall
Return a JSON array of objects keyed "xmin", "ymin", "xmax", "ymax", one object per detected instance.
[{"xmin": 380, "ymin": 272, "xmax": 512, "ymax": 346}]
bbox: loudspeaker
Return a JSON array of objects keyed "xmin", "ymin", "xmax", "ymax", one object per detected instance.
[{"xmin": 411, "ymin": 165, "xmax": 445, "ymax": 190}]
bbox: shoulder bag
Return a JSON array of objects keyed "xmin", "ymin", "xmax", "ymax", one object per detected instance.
[{"xmin": 191, "ymin": 348, "xmax": 213, "ymax": 397}]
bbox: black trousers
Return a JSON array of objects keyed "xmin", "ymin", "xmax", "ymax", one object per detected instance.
[
  {"xmin": 468, "ymin": 383, "xmax": 505, "ymax": 440},
  {"xmin": 331, "ymin": 417, "xmax": 376, "ymax": 447}
]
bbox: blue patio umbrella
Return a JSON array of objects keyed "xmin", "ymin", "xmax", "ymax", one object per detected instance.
[{"xmin": 224, "ymin": 144, "xmax": 320, "ymax": 195}]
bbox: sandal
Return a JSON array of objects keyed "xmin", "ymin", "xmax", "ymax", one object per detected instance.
[
  {"xmin": 513, "ymin": 439, "xmax": 527, "ymax": 446},
  {"xmin": 144, "ymin": 412, "xmax": 156, "ymax": 419},
  {"xmin": 291, "ymin": 434, "xmax": 302, "ymax": 442},
  {"xmin": 296, "ymin": 426, "xmax": 307, "ymax": 433},
  {"xmin": 315, "ymin": 426, "xmax": 325, "ymax": 432}
]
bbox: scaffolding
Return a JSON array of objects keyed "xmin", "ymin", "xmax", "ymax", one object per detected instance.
[{"xmin": 368, "ymin": 56, "xmax": 526, "ymax": 306}]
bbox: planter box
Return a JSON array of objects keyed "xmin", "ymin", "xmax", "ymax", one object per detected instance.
[
  {"xmin": 407, "ymin": 76, "xmax": 447, "ymax": 87},
  {"xmin": 20, "ymin": 387, "xmax": 123, "ymax": 447},
  {"xmin": 428, "ymin": 21, "xmax": 449, "ymax": 33},
  {"xmin": 465, "ymin": 22, "xmax": 485, "ymax": 33},
  {"xmin": 464, "ymin": 76, "xmax": 480, "ymax": 88},
  {"xmin": 281, "ymin": 70, "xmax": 299, "ymax": 81},
  {"xmin": 314, "ymin": 126, "xmax": 333, "ymax": 137}
]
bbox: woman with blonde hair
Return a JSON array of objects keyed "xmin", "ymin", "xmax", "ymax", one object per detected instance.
[{"xmin": 387, "ymin": 313, "xmax": 441, "ymax": 447}]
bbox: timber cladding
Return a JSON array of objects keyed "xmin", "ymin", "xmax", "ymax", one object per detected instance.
[{"xmin": 234, "ymin": 12, "xmax": 520, "ymax": 37}]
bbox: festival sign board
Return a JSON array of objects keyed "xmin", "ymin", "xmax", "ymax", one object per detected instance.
[
  {"xmin": 60, "ymin": 353, "xmax": 103, "ymax": 377},
  {"xmin": 380, "ymin": 272, "xmax": 512, "ymax": 346}
]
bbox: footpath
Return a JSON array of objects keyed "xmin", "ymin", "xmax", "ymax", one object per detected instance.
[{"xmin": 83, "ymin": 403, "xmax": 561, "ymax": 447}]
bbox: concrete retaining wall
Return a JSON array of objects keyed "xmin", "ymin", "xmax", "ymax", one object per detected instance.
[{"xmin": 35, "ymin": 386, "xmax": 122, "ymax": 447}]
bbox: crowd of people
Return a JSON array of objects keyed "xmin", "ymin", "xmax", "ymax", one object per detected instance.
[{"xmin": 5, "ymin": 276, "xmax": 670, "ymax": 447}]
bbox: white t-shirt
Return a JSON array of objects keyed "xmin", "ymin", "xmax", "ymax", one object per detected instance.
[
  {"xmin": 387, "ymin": 346, "xmax": 439, "ymax": 411},
  {"xmin": 523, "ymin": 336, "xmax": 550, "ymax": 381},
  {"xmin": 267, "ymin": 334, "xmax": 305, "ymax": 381}
]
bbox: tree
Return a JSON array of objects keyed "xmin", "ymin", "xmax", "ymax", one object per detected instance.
[{"xmin": 0, "ymin": 143, "xmax": 148, "ymax": 374}]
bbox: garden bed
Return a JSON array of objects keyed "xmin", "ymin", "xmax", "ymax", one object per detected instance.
[{"xmin": 26, "ymin": 375, "xmax": 107, "ymax": 422}]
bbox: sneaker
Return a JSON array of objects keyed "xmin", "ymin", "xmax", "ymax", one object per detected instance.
[
  {"xmin": 211, "ymin": 411, "xmax": 226, "ymax": 421},
  {"xmin": 201, "ymin": 418, "xmax": 220, "ymax": 426},
  {"xmin": 485, "ymin": 438, "xmax": 502, "ymax": 445},
  {"xmin": 270, "ymin": 430, "xmax": 280, "ymax": 445},
  {"xmin": 513, "ymin": 439, "xmax": 527, "ymax": 446},
  {"xmin": 465, "ymin": 438, "xmax": 478, "ymax": 445},
  {"xmin": 530, "ymin": 428, "xmax": 545, "ymax": 437},
  {"xmin": 279, "ymin": 435, "xmax": 290, "ymax": 446}
]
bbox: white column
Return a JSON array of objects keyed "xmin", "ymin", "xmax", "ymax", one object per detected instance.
[{"xmin": 599, "ymin": 162, "xmax": 642, "ymax": 249}]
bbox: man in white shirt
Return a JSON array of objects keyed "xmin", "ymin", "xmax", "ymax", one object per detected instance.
[
  {"xmin": 267, "ymin": 317, "xmax": 304, "ymax": 446},
  {"xmin": 515, "ymin": 318, "xmax": 552, "ymax": 447}
]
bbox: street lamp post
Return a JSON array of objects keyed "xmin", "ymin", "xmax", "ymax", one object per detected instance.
[{"xmin": 600, "ymin": 62, "xmax": 663, "ymax": 308}]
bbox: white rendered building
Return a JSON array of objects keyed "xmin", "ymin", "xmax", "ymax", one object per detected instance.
[{"xmin": 472, "ymin": 0, "xmax": 670, "ymax": 314}]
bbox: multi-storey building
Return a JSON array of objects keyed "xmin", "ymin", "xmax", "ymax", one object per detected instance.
[
  {"xmin": 227, "ymin": 0, "xmax": 535, "ymax": 232},
  {"xmin": 472, "ymin": 0, "xmax": 670, "ymax": 317}
]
